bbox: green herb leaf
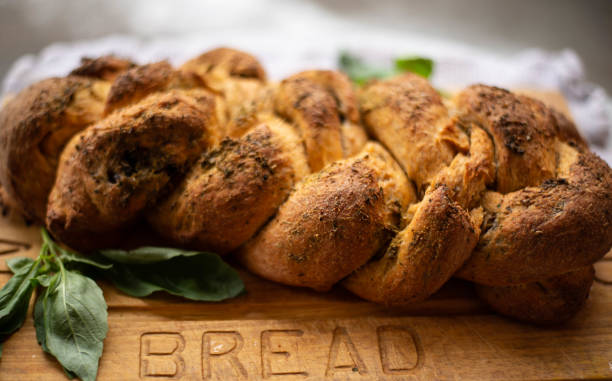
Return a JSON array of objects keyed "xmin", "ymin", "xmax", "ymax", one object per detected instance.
[
  {"xmin": 63, "ymin": 367, "xmax": 78, "ymax": 379},
  {"xmin": 6, "ymin": 257, "xmax": 34, "ymax": 274},
  {"xmin": 339, "ymin": 52, "xmax": 394, "ymax": 85},
  {"xmin": 99, "ymin": 246, "xmax": 202, "ymax": 265},
  {"xmin": 339, "ymin": 52, "xmax": 434, "ymax": 84},
  {"xmin": 35, "ymin": 277, "xmax": 78, "ymax": 379},
  {"xmin": 108, "ymin": 252, "xmax": 244, "ymax": 301},
  {"xmin": 59, "ymin": 251, "xmax": 112, "ymax": 270},
  {"xmin": 0, "ymin": 258, "xmax": 40, "ymax": 347},
  {"xmin": 394, "ymin": 57, "xmax": 434, "ymax": 79},
  {"xmin": 33, "ymin": 292, "xmax": 48, "ymax": 352},
  {"xmin": 35, "ymin": 273, "xmax": 54, "ymax": 288},
  {"xmin": 39, "ymin": 268, "xmax": 108, "ymax": 381},
  {"xmin": 107, "ymin": 265, "xmax": 160, "ymax": 297}
]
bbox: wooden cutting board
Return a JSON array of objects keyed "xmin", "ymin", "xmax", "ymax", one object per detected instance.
[{"xmin": 0, "ymin": 91, "xmax": 611, "ymax": 381}]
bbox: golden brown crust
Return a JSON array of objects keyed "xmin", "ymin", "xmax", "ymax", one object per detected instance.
[
  {"xmin": 287, "ymin": 70, "xmax": 359, "ymax": 124},
  {"xmin": 289, "ymin": 70, "xmax": 367, "ymax": 157},
  {"xmin": 344, "ymin": 185, "xmax": 479, "ymax": 304},
  {"xmin": 476, "ymin": 266, "xmax": 594, "ymax": 325},
  {"xmin": 457, "ymin": 145, "xmax": 612, "ymax": 285},
  {"xmin": 359, "ymin": 73, "xmax": 461, "ymax": 192},
  {"xmin": 548, "ymin": 106, "xmax": 587, "ymax": 150},
  {"xmin": 46, "ymin": 90, "xmax": 218, "ymax": 250},
  {"xmin": 181, "ymin": 47, "xmax": 270, "ymax": 139},
  {"xmin": 340, "ymin": 121, "xmax": 367, "ymax": 158},
  {"xmin": 427, "ymin": 126, "xmax": 495, "ymax": 209},
  {"xmin": 181, "ymin": 47, "xmax": 266, "ymax": 84},
  {"xmin": 221, "ymin": 80, "xmax": 275, "ymax": 138},
  {"xmin": 274, "ymin": 73, "xmax": 345, "ymax": 171},
  {"xmin": 148, "ymin": 119, "xmax": 309, "ymax": 253},
  {"xmin": 70, "ymin": 55, "xmax": 136, "ymax": 82},
  {"xmin": 238, "ymin": 142, "xmax": 414, "ymax": 291},
  {"xmin": 353, "ymin": 143, "xmax": 417, "ymax": 230},
  {"xmin": 105, "ymin": 61, "xmax": 204, "ymax": 114},
  {"xmin": 0, "ymin": 77, "xmax": 109, "ymax": 222},
  {"xmin": 455, "ymin": 85, "xmax": 558, "ymax": 193}
]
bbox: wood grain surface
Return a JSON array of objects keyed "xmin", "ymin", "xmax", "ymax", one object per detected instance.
[{"xmin": 0, "ymin": 91, "xmax": 611, "ymax": 381}]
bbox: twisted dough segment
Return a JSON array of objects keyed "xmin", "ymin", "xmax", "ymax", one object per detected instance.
[
  {"xmin": 454, "ymin": 86, "xmax": 612, "ymax": 286},
  {"xmin": 358, "ymin": 73, "xmax": 468, "ymax": 194},
  {"xmin": 343, "ymin": 185, "xmax": 480, "ymax": 304},
  {"xmin": 274, "ymin": 73, "xmax": 346, "ymax": 171},
  {"xmin": 448, "ymin": 86, "xmax": 610, "ymax": 323},
  {"xmin": 148, "ymin": 118, "xmax": 310, "ymax": 253},
  {"xmin": 182, "ymin": 47, "xmax": 274, "ymax": 139},
  {"xmin": 344, "ymin": 74, "xmax": 489, "ymax": 304},
  {"xmin": 238, "ymin": 142, "xmax": 416, "ymax": 291},
  {"xmin": 104, "ymin": 47, "xmax": 272, "ymax": 136},
  {"xmin": 46, "ymin": 89, "xmax": 222, "ymax": 250},
  {"xmin": 181, "ymin": 47, "xmax": 266, "ymax": 84},
  {"xmin": 0, "ymin": 76, "xmax": 110, "ymax": 222},
  {"xmin": 70, "ymin": 55, "xmax": 136, "ymax": 82},
  {"xmin": 1, "ymin": 47, "xmax": 611, "ymax": 325},
  {"xmin": 104, "ymin": 61, "xmax": 206, "ymax": 114},
  {"xmin": 456, "ymin": 141, "xmax": 612, "ymax": 286},
  {"xmin": 278, "ymin": 70, "xmax": 366, "ymax": 157}
]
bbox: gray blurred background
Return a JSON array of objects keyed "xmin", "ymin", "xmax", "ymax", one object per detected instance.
[{"xmin": 0, "ymin": 0, "xmax": 611, "ymax": 91}]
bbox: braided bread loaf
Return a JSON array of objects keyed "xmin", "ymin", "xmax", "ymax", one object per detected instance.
[{"xmin": 1, "ymin": 48, "xmax": 611, "ymax": 324}]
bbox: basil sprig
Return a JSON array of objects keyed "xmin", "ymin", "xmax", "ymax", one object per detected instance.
[
  {"xmin": 0, "ymin": 229, "xmax": 244, "ymax": 381},
  {"xmin": 339, "ymin": 52, "xmax": 434, "ymax": 85}
]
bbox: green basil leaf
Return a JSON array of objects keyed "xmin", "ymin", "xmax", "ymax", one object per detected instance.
[
  {"xmin": 35, "ymin": 273, "xmax": 54, "ymax": 288},
  {"xmin": 59, "ymin": 250, "xmax": 112, "ymax": 270},
  {"xmin": 108, "ymin": 253, "xmax": 244, "ymax": 301},
  {"xmin": 40, "ymin": 269, "xmax": 108, "ymax": 381},
  {"xmin": 394, "ymin": 57, "xmax": 434, "ymax": 79},
  {"xmin": 339, "ymin": 52, "xmax": 435, "ymax": 84},
  {"xmin": 107, "ymin": 265, "xmax": 160, "ymax": 297},
  {"xmin": 99, "ymin": 246, "xmax": 202, "ymax": 265},
  {"xmin": 339, "ymin": 52, "xmax": 393, "ymax": 85},
  {"xmin": 6, "ymin": 257, "xmax": 34, "ymax": 274},
  {"xmin": 63, "ymin": 367, "xmax": 78, "ymax": 379},
  {"xmin": 33, "ymin": 292, "xmax": 49, "ymax": 353},
  {"xmin": 0, "ymin": 259, "xmax": 40, "ymax": 346},
  {"xmin": 35, "ymin": 281, "xmax": 78, "ymax": 379}
]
